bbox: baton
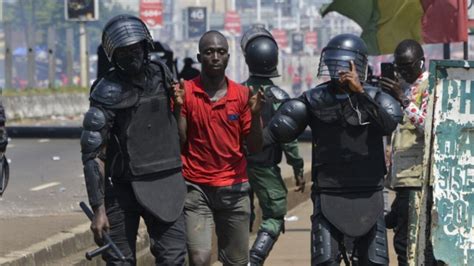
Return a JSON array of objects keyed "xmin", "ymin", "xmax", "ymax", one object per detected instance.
[{"xmin": 79, "ymin": 202, "xmax": 126, "ymax": 261}]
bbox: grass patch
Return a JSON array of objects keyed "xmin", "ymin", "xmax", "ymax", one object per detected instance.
[{"xmin": 1, "ymin": 87, "xmax": 89, "ymax": 96}]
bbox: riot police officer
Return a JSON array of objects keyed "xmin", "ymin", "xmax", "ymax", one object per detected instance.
[
  {"xmin": 264, "ymin": 34, "xmax": 403, "ymax": 265},
  {"xmin": 80, "ymin": 15, "xmax": 186, "ymax": 265},
  {"xmin": 240, "ymin": 26, "xmax": 305, "ymax": 266}
]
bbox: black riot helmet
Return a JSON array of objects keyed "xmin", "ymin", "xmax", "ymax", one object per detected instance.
[
  {"xmin": 101, "ymin": 14, "xmax": 154, "ymax": 62},
  {"xmin": 317, "ymin": 34, "xmax": 368, "ymax": 81},
  {"xmin": 241, "ymin": 26, "xmax": 279, "ymax": 78}
]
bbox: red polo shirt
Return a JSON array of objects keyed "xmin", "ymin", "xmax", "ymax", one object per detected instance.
[{"xmin": 180, "ymin": 76, "xmax": 251, "ymax": 186}]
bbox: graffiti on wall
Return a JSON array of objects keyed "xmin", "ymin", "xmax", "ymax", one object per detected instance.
[{"xmin": 432, "ymin": 78, "xmax": 474, "ymax": 265}]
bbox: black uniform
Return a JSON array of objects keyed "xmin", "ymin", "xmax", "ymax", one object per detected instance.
[
  {"xmin": 80, "ymin": 15, "xmax": 186, "ymax": 265},
  {"xmin": 0, "ymin": 103, "xmax": 7, "ymax": 152},
  {"xmin": 265, "ymin": 34, "xmax": 403, "ymax": 265}
]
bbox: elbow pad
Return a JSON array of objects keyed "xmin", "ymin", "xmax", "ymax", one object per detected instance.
[
  {"xmin": 265, "ymin": 85, "xmax": 290, "ymax": 103},
  {"xmin": 268, "ymin": 100, "xmax": 308, "ymax": 143},
  {"xmin": 375, "ymin": 91, "xmax": 404, "ymax": 124},
  {"xmin": 81, "ymin": 106, "xmax": 108, "ymax": 208},
  {"xmin": 83, "ymin": 159, "xmax": 105, "ymax": 208}
]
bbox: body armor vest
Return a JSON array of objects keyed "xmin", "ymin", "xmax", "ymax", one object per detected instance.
[
  {"xmin": 107, "ymin": 63, "xmax": 181, "ymax": 180},
  {"xmin": 305, "ymin": 84, "xmax": 386, "ymax": 191}
]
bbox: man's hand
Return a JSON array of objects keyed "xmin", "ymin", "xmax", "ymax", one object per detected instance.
[
  {"xmin": 172, "ymin": 79, "xmax": 186, "ymax": 107},
  {"xmin": 91, "ymin": 205, "xmax": 109, "ymax": 246},
  {"xmin": 248, "ymin": 86, "xmax": 265, "ymax": 115},
  {"xmin": 339, "ymin": 61, "xmax": 364, "ymax": 94},
  {"xmin": 294, "ymin": 169, "xmax": 305, "ymax": 193},
  {"xmin": 379, "ymin": 76, "xmax": 406, "ymax": 102}
]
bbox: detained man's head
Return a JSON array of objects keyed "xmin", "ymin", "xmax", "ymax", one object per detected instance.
[{"xmin": 197, "ymin": 31, "xmax": 229, "ymax": 78}]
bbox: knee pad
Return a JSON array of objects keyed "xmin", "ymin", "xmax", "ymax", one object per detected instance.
[
  {"xmin": 367, "ymin": 215, "xmax": 389, "ymax": 265},
  {"xmin": 249, "ymin": 230, "xmax": 277, "ymax": 266},
  {"xmin": 312, "ymin": 215, "xmax": 333, "ymax": 265}
]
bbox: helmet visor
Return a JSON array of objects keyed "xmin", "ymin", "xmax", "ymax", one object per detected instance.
[{"xmin": 318, "ymin": 48, "xmax": 367, "ymax": 81}]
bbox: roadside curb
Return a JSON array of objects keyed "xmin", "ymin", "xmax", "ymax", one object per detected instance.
[
  {"xmin": 7, "ymin": 126, "xmax": 82, "ymax": 139},
  {"xmin": 0, "ymin": 223, "xmax": 92, "ymax": 266}
]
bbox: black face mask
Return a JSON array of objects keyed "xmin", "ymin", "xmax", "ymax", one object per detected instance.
[
  {"xmin": 330, "ymin": 78, "xmax": 350, "ymax": 94},
  {"xmin": 114, "ymin": 44, "xmax": 145, "ymax": 75}
]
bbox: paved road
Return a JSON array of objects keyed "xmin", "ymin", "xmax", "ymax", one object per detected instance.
[{"xmin": 0, "ymin": 138, "xmax": 86, "ymax": 217}]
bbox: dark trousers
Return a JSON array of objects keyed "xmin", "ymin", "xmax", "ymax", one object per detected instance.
[
  {"xmin": 385, "ymin": 189, "xmax": 410, "ymax": 266},
  {"xmin": 386, "ymin": 188, "xmax": 437, "ymax": 266},
  {"xmin": 104, "ymin": 182, "xmax": 187, "ymax": 266}
]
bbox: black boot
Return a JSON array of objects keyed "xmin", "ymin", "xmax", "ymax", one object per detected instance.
[{"xmin": 249, "ymin": 230, "xmax": 277, "ymax": 266}]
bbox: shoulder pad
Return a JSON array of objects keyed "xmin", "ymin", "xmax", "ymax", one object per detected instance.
[
  {"xmin": 375, "ymin": 91, "xmax": 404, "ymax": 123},
  {"xmin": 363, "ymin": 84, "xmax": 381, "ymax": 99},
  {"xmin": 269, "ymin": 99, "xmax": 308, "ymax": 143},
  {"xmin": 90, "ymin": 78, "xmax": 123, "ymax": 106},
  {"xmin": 304, "ymin": 82, "xmax": 336, "ymax": 109},
  {"xmin": 90, "ymin": 77, "xmax": 139, "ymax": 109},
  {"xmin": 265, "ymin": 85, "xmax": 290, "ymax": 102}
]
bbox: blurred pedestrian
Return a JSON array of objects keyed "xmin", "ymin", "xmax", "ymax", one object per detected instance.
[
  {"xmin": 0, "ymin": 101, "xmax": 9, "ymax": 197},
  {"xmin": 292, "ymin": 72, "xmax": 302, "ymax": 96},
  {"xmin": 305, "ymin": 72, "xmax": 313, "ymax": 90},
  {"xmin": 178, "ymin": 57, "xmax": 200, "ymax": 80}
]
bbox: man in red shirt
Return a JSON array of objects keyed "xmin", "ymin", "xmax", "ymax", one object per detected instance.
[{"xmin": 174, "ymin": 30, "xmax": 264, "ymax": 265}]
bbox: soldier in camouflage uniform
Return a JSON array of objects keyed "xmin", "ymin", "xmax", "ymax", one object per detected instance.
[{"xmin": 241, "ymin": 26, "xmax": 305, "ymax": 266}]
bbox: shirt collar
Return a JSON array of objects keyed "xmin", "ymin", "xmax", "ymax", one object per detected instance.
[{"xmin": 191, "ymin": 76, "xmax": 239, "ymax": 101}]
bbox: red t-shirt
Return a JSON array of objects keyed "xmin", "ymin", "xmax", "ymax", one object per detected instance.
[{"xmin": 180, "ymin": 76, "xmax": 252, "ymax": 186}]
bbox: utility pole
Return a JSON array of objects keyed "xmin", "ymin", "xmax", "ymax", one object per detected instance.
[
  {"xmin": 297, "ymin": 0, "xmax": 302, "ymax": 32},
  {"xmin": 257, "ymin": 0, "xmax": 261, "ymax": 23},
  {"xmin": 4, "ymin": 23, "xmax": 12, "ymax": 89},
  {"xmin": 66, "ymin": 29, "xmax": 74, "ymax": 86},
  {"xmin": 309, "ymin": 17, "xmax": 314, "ymax": 56},
  {"xmin": 228, "ymin": 0, "xmax": 237, "ymax": 80},
  {"xmin": 47, "ymin": 26, "xmax": 56, "ymax": 88},
  {"xmin": 277, "ymin": 4, "xmax": 282, "ymax": 29},
  {"xmin": 79, "ymin": 22, "xmax": 89, "ymax": 88},
  {"xmin": 27, "ymin": 23, "xmax": 35, "ymax": 88}
]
